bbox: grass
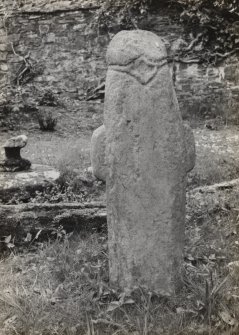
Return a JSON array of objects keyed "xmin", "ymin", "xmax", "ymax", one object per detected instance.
[
  {"xmin": 1, "ymin": 184, "xmax": 239, "ymax": 335},
  {"xmin": 0, "ymin": 232, "xmax": 108, "ymax": 335},
  {"xmin": 188, "ymin": 146, "xmax": 239, "ymax": 189},
  {"xmin": 21, "ymin": 135, "xmax": 91, "ymax": 169},
  {"xmin": 188, "ymin": 127, "xmax": 239, "ymax": 188}
]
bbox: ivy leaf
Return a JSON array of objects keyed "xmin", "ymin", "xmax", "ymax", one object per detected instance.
[
  {"xmin": 24, "ymin": 233, "xmax": 32, "ymax": 242},
  {"xmin": 7, "ymin": 243, "xmax": 15, "ymax": 249},
  {"xmin": 106, "ymin": 301, "xmax": 121, "ymax": 312},
  {"xmin": 35, "ymin": 230, "xmax": 42, "ymax": 240},
  {"xmin": 4, "ymin": 235, "xmax": 11, "ymax": 244}
]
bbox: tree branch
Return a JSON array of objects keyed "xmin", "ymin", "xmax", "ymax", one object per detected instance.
[
  {"xmin": 184, "ymin": 32, "xmax": 204, "ymax": 51},
  {"xmin": 210, "ymin": 47, "xmax": 239, "ymax": 59}
]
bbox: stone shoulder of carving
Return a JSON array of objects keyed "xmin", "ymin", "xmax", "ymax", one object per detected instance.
[
  {"xmin": 90, "ymin": 125, "xmax": 106, "ymax": 182},
  {"xmin": 90, "ymin": 124, "xmax": 196, "ymax": 180},
  {"xmin": 183, "ymin": 123, "xmax": 196, "ymax": 173},
  {"xmin": 106, "ymin": 30, "xmax": 167, "ymax": 67}
]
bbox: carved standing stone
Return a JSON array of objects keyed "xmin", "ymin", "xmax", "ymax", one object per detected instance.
[
  {"xmin": 0, "ymin": 135, "xmax": 31, "ymax": 172},
  {"xmin": 104, "ymin": 30, "xmax": 195, "ymax": 295}
]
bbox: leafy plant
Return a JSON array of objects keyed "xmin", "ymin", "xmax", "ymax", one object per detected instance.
[
  {"xmin": 39, "ymin": 91, "xmax": 60, "ymax": 107},
  {"xmin": 37, "ymin": 109, "xmax": 57, "ymax": 131},
  {"xmin": 177, "ymin": 0, "xmax": 239, "ymax": 63}
]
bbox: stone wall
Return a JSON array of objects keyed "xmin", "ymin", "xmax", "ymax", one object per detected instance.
[
  {"xmin": 6, "ymin": 9, "xmax": 108, "ymax": 100},
  {"xmin": 1, "ymin": 4, "xmax": 239, "ymax": 127},
  {"xmin": 0, "ymin": 0, "xmax": 101, "ymax": 14},
  {"xmin": 0, "ymin": 16, "xmax": 9, "ymax": 108}
]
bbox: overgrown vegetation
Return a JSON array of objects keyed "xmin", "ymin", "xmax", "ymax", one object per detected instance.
[
  {"xmin": 178, "ymin": 0, "xmax": 239, "ymax": 63},
  {"xmin": 96, "ymin": 0, "xmax": 239, "ymax": 64}
]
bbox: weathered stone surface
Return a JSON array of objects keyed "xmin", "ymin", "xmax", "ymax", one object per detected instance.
[
  {"xmin": 0, "ymin": 0, "xmax": 101, "ymax": 14},
  {"xmin": 0, "ymin": 164, "xmax": 60, "ymax": 202},
  {"xmin": 3, "ymin": 135, "xmax": 28, "ymax": 148},
  {"xmin": 104, "ymin": 30, "xmax": 195, "ymax": 295},
  {"xmin": 0, "ymin": 135, "xmax": 31, "ymax": 172},
  {"xmin": 90, "ymin": 124, "xmax": 106, "ymax": 181},
  {"xmin": 90, "ymin": 122, "xmax": 195, "ymax": 181}
]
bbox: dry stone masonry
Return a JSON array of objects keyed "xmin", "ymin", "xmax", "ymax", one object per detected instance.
[
  {"xmin": 1, "ymin": 3, "xmax": 239, "ymax": 124},
  {"xmin": 0, "ymin": 17, "xmax": 9, "ymax": 108},
  {"xmin": 104, "ymin": 30, "xmax": 195, "ymax": 295}
]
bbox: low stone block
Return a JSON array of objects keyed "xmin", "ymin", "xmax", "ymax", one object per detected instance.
[
  {"xmin": 0, "ymin": 164, "xmax": 60, "ymax": 202},
  {"xmin": 0, "ymin": 135, "xmax": 31, "ymax": 172}
]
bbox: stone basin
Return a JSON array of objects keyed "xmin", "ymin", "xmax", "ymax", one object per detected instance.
[{"xmin": 0, "ymin": 164, "xmax": 60, "ymax": 203}]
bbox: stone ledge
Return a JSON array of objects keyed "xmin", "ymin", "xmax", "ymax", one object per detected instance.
[
  {"xmin": 0, "ymin": 201, "xmax": 106, "ymax": 250},
  {"xmin": 0, "ymin": 164, "xmax": 60, "ymax": 202}
]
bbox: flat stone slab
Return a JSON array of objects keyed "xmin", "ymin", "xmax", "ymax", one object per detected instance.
[{"xmin": 0, "ymin": 164, "xmax": 60, "ymax": 202}]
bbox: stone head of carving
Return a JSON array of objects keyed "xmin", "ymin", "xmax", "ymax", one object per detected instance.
[{"xmin": 106, "ymin": 30, "xmax": 168, "ymax": 84}]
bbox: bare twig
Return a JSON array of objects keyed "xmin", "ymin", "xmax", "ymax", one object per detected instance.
[
  {"xmin": 184, "ymin": 32, "xmax": 204, "ymax": 51},
  {"xmin": 11, "ymin": 42, "xmax": 34, "ymax": 85},
  {"xmin": 11, "ymin": 42, "xmax": 30, "ymax": 65},
  {"xmin": 210, "ymin": 47, "xmax": 239, "ymax": 59},
  {"xmin": 127, "ymin": 8, "xmax": 139, "ymax": 29},
  {"xmin": 168, "ymin": 56, "xmax": 201, "ymax": 64}
]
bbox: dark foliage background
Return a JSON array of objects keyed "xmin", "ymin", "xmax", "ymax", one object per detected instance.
[{"xmin": 96, "ymin": 0, "xmax": 239, "ymax": 64}]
